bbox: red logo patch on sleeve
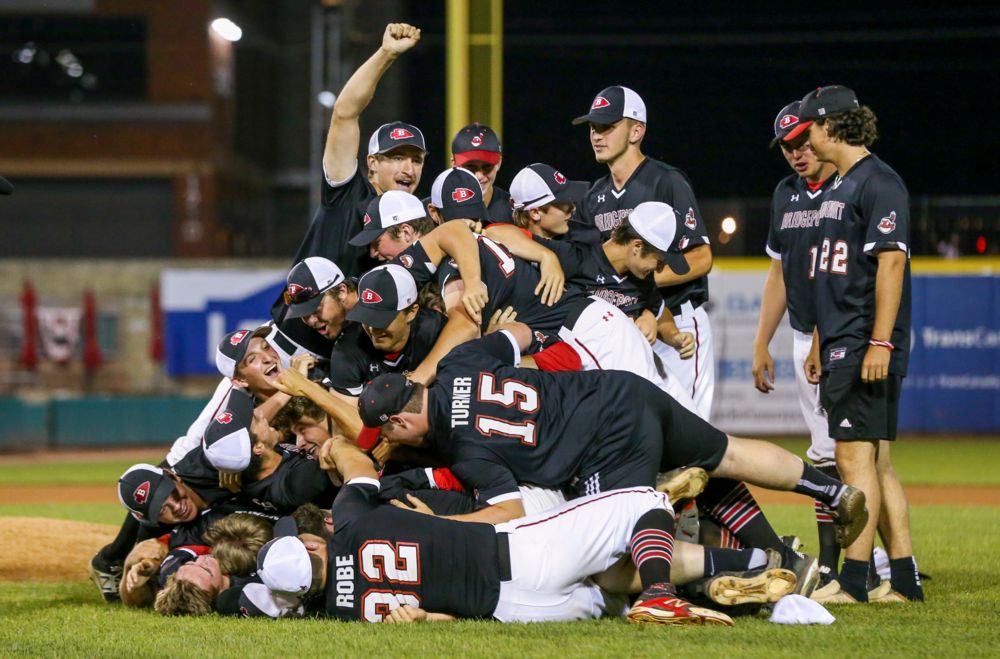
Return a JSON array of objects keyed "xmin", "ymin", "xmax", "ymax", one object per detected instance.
[
  {"xmin": 877, "ymin": 211, "xmax": 897, "ymax": 234},
  {"xmin": 684, "ymin": 207, "xmax": 698, "ymax": 230},
  {"xmin": 399, "ymin": 254, "xmax": 414, "ymax": 268},
  {"xmin": 361, "ymin": 289, "xmax": 384, "ymax": 304},
  {"xmin": 215, "ymin": 411, "xmax": 233, "ymax": 424},
  {"xmin": 451, "ymin": 187, "xmax": 475, "ymax": 202},
  {"xmin": 133, "ymin": 480, "xmax": 150, "ymax": 504}
]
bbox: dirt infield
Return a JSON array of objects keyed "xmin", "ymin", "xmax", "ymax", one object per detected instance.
[{"xmin": 0, "ymin": 517, "xmax": 115, "ymax": 582}]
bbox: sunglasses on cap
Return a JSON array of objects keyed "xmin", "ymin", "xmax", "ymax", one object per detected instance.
[{"xmin": 283, "ymin": 284, "xmax": 320, "ymax": 306}]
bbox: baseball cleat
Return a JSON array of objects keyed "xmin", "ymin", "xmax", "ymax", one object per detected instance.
[
  {"xmin": 702, "ymin": 568, "xmax": 797, "ymax": 606},
  {"xmin": 627, "ymin": 582, "xmax": 734, "ymax": 626},
  {"xmin": 782, "ymin": 549, "xmax": 821, "ymax": 598},
  {"xmin": 868, "ymin": 580, "xmax": 913, "ymax": 604},
  {"xmin": 810, "ymin": 578, "xmax": 891, "ymax": 604},
  {"xmin": 89, "ymin": 553, "xmax": 123, "ymax": 603},
  {"xmin": 655, "ymin": 467, "xmax": 709, "ymax": 504},
  {"xmin": 831, "ymin": 485, "xmax": 868, "ymax": 548}
]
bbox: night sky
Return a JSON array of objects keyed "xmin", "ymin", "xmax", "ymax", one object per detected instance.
[{"xmin": 402, "ymin": 2, "xmax": 999, "ymax": 201}]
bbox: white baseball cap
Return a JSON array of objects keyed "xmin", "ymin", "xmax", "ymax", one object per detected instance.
[
  {"xmin": 256, "ymin": 535, "xmax": 313, "ymax": 597},
  {"xmin": 627, "ymin": 202, "xmax": 690, "ymax": 275}
]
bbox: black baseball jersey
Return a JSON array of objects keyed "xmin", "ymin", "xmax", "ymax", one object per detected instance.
[
  {"xmin": 424, "ymin": 333, "xmax": 649, "ymax": 504},
  {"xmin": 485, "ymin": 186, "xmax": 513, "ymax": 225},
  {"xmin": 237, "ymin": 444, "xmax": 338, "ymax": 514},
  {"xmin": 536, "ymin": 236, "xmax": 663, "ymax": 319},
  {"xmin": 292, "ymin": 168, "xmax": 377, "ymax": 279},
  {"xmin": 324, "ymin": 479, "xmax": 501, "ymax": 621},
  {"xmin": 811, "ymin": 154, "xmax": 911, "ymax": 375},
  {"xmin": 327, "ymin": 308, "xmax": 447, "ymax": 395},
  {"xmin": 437, "ymin": 235, "xmax": 585, "ymax": 344},
  {"xmin": 766, "ymin": 174, "xmax": 833, "ymax": 332},
  {"xmin": 579, "ymin": 158, "xmax": 710, "ymax": 312},
  {"xmin": 166, "ymin": 506, "xmax": 280, "ymax": 549}
]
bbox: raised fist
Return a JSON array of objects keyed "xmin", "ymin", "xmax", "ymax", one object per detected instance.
[{"xmin": 382, "ymin": 23, "xmax": 421, "ymax": 55}]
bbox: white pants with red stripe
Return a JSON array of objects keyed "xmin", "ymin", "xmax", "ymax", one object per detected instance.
[
  {"xmin": 492, "ymin": 487, "xmax": 672, "ymax": 622},
  {"xmin": 558, "ymin": 297, "xmax": 699, "ymax": 416},
  {"xmin": 653, "ymin": 303, "xmax": 714, "ymax": 420},
  {"xmin": 792, "ymin": 330, "xmax": 836, "ymax": 463}
]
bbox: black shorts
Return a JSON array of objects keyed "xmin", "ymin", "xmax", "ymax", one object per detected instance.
[{"xmin": 820, "ymin": 367, "xmax": 902, "ymax": 441}]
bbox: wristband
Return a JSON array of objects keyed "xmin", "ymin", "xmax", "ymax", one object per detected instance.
[{"xmin": 869, "ymin": 339, "xmax": 894, "ymax": 350}]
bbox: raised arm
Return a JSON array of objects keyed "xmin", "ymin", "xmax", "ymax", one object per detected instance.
[{"xmin": 324, "ymin": 23, "xmax": 421, "ymax": 183}]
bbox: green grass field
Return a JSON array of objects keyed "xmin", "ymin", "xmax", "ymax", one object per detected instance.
[{"xmin": 2, "ymin": 438, "xmax": 999, "ymax": 657}]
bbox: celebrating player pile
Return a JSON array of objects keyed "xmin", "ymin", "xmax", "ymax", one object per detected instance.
[{"xmin": 90, "ymin": 23, "xmax": 924, "ymax": 626}]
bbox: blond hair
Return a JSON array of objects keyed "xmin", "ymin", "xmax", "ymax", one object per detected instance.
[
  {"xmin": 203, "ymin": 514, "xmax": 274, "ymax": 576},
  {"xmin": 154, "ymin": 574, "xmax": 214, "ymax": 616}
]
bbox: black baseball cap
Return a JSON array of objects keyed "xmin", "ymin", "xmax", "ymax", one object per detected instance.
[
  {"xmin": 347, "ymin": 264, "xmax": 419, "ymax": 329},
  {"xmin": 356, "ymin": 373, "xmax": 415, "ymax": 450},
  {"xmin": 202, "ymin": 388, "xmax": 255, "ymax": 471},
  {"xmin": 117, "ymin": 463, "xmax": 178, "ymax": 528},
  {"xmin": 783, "ymin": 85, "xmax": 860, "ymax": 142},
  {"xmin": 283, "ymin": 257, "xmax": 346, "ymax": 320},
  {"xmin": 367, "ymin": 121, "xmax": 427, "ymax": 156},
  {"xmin": 770, "ymin": 101, "xmax": 803, "ymax": 148},
  {"xmin": 572, "ymin": 86, "xmax": 647, "ymax": 126},
  {"xmin": 348, "ymin": 191, "xmax": 427, "ymax": 247},
  {"xmin": 430, "ymin": 167, "xmax": 489, "ymax": 221},
  {"xmin": 451, "ymin": 123, "xmax": 502, "ymax": 166},
  {"xmin": 509, "ymin": 163, "xmax": 588, "ymax": 211},
  {"xmin": 216, "ymin": 329, "xmax": 255, "ymax": 378}
]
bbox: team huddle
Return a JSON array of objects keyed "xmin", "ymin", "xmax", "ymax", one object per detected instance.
[{"xmin": 89, "ymin": 23, "xmax": 924, "ymax": 625}]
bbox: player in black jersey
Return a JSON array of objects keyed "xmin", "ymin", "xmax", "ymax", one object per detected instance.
[
  {"xmin": 572, "ymin": 86, "xmax": 716, "ymax": 419},
  {"xmin": 451, "ymin": 123, "xmax": 513, "ymax": 225},
  {"xmin": 784, "ymin": 85, "xmax": 922, "ymax": 604},
  {"xmin": 329, "ymin": 264, "xmax": 447, "ymax": 397},
  {"xmin": 253, "ymin": 438, "xmax": 810, "ymax": 625},
  {"xmin": 753, "ymin": 101, "xmax": 842, "ymax": 583},
  {"xmin": 353, "ymin": 330, "xmax": 867, "ymax": 550},
  {"xmin": 289, "ymin": 23, "xmax": 425, "ymax": 280}
]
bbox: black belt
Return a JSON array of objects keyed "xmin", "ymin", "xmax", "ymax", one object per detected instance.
[
  {"xmin": 496, "ymin": 532, "xmax": 512, "ymax": 582},
  {"xmin": 668, "ymin": 299, "xmax": 705, "ymax": 318}
]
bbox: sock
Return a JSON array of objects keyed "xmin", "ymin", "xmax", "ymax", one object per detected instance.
[
  {"xmin": 699, "ymin": 479, "xmax": 783, "ymax": 552},
  {"xmin": 703, "ymin": 547, "xmax": 765, "ymax": 576},
  {"xmin": 794, "ymin": 461, "xmax": 844, "ymax": 506},
  {"xmin": 813, "ymin": 462, "xmax": 842, "ymax": 576},
  {"xmin": 98, "ymin": 514, "xmax": 142, "ymax": 564},
  {"xmin": 889, "ymin": 556, "xmax": 924, "ymax": 601},
  {"xmin": 630, "ymin": 509, "xmax": 675, "ymax": 588},
  {"xmin": 839, "ymin": 559, "xmax": 870, "ymax": 602}
]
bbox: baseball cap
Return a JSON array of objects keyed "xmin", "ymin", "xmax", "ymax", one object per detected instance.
[
  {"xmin": 117, "ymin": 463, "xmax": 178, "ymax": 528},
  {"xmin": 216, "ymin": 329, "xmax": 255, "ymax": 378},
  {"xmin": 283, "ymin": 257, "xmax": 346, "ymax": 320},
  {"xmin": 572, "ymin": 86, "xmax": 647, "ymax": 126},
  {"xmin": 627, "ymin": 202, "xmax": 690, "ymax": 275},
  {"xmin": 430, "ymin": 167, "xmax": 489, "ymax": 222},
  {"xmin": 783, "ymin": 85, "xmax": 860, "ymax": 142},
  {"xmin": 770, "ymin": 101, "xmax": 803, "ymax": 148},
  {"xmin": 356, "ymin": 372, "xmax": 416, "ymax": 450},
  {"xmin": 347, "ymin": 264, "xmax": 418, "ymax": 329},
  {"xmin": 256, "ymin": 535, "xmax": 313, "ymax": 597},
  {"xmin": 367, "ymin": 121, "xmax": 427, "ymax": 156},
  {"xmin": 348, "ymin": 190, "xmax": 427, "ymax": 247},
  {"xmin": 216, "ymin": 582, "xmax": 305, "ymax": 619},
  {"xmin": 201, "ymin": 388, "xmax": 255, "ymax": 472},
  {"xmin": 510, "ymin": 163, "xmax": 589, "ymax": 211},
  {"xmin": 451, "ymin": 122, "xmax": 502, "ymax": 166}
]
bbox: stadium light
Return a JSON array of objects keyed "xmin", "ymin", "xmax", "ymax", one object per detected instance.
[
  {"xmin": 210, "ymin": 18, "xmax": 243, "ymax": 42},
  {"xmin": 721, "ymin": 216, "xmax": 737, "ymax": 235}
]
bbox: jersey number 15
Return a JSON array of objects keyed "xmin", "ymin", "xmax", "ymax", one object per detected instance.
[{"xmin": 474, "ymin": 373, "xmax": 540, "ymax": 446}]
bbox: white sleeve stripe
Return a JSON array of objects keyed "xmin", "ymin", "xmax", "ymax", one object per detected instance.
[
  {"xmin": 425, "ymin": 468, "xmax": 438, "ymax": 489},
  {"xmin": 765, "ymin": 246, "xmax": 782, "ymax": 260},
  {"xmin": 346, "ymin": 385, "xmax": 363, "ymax": 395},
  {"xmin": 499, "ymin": 330, "xmax": 522, "ymax": 367},
  {"xmin": 863, "ymin": 241, "xmax": 908, "ymax": 255},
  {"xmin": 486, "ymin": 491, "xmax": 523, "ymax": 506},
  {"xmin": 324, "ymin": 161, "xmax": 358, "ymax": 188},
  {"xmin": 347, "ymin": 476, "xmax": 380, "ymax": 489}
]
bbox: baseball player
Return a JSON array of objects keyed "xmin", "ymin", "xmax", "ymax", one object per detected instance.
[
  {"xmin": 258, "ymin": 437, "xmax": 802, "ymax": 625},
  {"xmin": 752, "ymin": 100, "xmax": 842, "ymax": 583},
  {"xmin": 573, "ymin": 86, "xmax": 716, "ymax": 419},
  {"xmin": 352, "ymin": 330, "xmax": 866, "ymax": 553},
  {"xmin": 426, "ymin": 166, "xmax": 492, "ymax": 233},
  {"xmin": 783, "ymin": 85, "xmax": 922, "ymax": 603},
  {"xmin": 450, "ymin": 122, "xmax": 513, "ymax": 224}
]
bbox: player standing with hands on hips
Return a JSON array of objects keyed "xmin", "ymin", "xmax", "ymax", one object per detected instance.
[{"xmin": 783, "ymin": 85, "xmax": 923, "ymax": 604}]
